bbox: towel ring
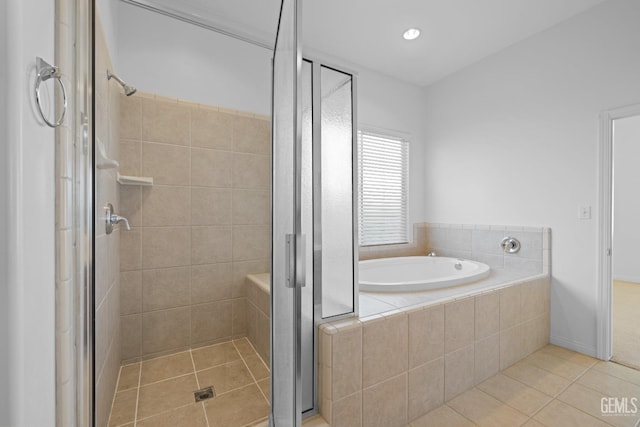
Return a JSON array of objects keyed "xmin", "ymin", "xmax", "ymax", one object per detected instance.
[{"xmin": 35, "ymin": 57, "xmax": 67, "ymax": 128}]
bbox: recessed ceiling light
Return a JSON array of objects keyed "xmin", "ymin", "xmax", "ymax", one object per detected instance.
[{"xmin": 403, "ymin": 28, "xmax": 421, "ymax": 40}]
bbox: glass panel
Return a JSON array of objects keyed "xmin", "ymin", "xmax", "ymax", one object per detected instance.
[
  {"xmin": 271, "ymin": 0, "xmax": 301, "ymax": 425},
  {"xmin": 320, "ymin": 66, "xmax": 355, "ymax": 318}
]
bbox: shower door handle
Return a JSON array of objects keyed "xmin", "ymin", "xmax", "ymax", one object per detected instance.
[
  {"xmin": 285, "ymin": 234, "xmax": 306, "ymax": 288},
  {"xmin": 296, "ymin": 234, "xmax": 306, "ymax": 288}
]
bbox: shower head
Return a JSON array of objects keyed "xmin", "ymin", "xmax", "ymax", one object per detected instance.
[{"xmin": 107, "ymin": 70, "xmax": 137, "ymax": 96}]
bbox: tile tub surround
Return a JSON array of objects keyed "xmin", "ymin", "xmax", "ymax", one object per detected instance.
[
  {"xmin": 118, "ymin": 92, "xmax": 271, "ymax": 362},
  {"xmin": 360, "ymin": 223, "xmax": 551, "ymax": 277},
  {"xmin": 246, "ymin": 273, "xmax": 270, "ymax": 364},
  {"xmin": 318, "ymin": 275, "xmax": 550, "ymax": 426},
  {"xmin": 424, "ymin": 223, "xmax": 551, "ymax": 275}
]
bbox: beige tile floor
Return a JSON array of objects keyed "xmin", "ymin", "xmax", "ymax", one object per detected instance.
[
  {"xmin": 613, "ymin": 280, "xmax": 640, "ymax": 370},
  {"xmin": 110, "ymin": 340, "xmax": 640, "ymax": 427},
  {"xmin": 108, "ymin": 337, "xmax": 271, "ymax": 427},
  {"xmin": 411, "ymin": 344, "xmax": 640, "ymax": 427}
]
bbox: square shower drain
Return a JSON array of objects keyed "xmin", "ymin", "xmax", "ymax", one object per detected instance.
[{"xmin": 194, "ymin": 386, "xmax": 216, "ymax": 402}]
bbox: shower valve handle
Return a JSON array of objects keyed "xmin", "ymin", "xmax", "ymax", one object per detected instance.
[
  {"xmin": 104, "ymin": 203, "xmax": 131, "ymax": 234},
  {"xmin": 110, "ymin": 214, "xmax": 131, "ymax": 231},
  {"xmin": 500, "ymin": 236, "xmax": 521, "ymax": 253}
]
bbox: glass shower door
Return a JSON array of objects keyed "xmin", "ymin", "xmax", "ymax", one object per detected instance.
[{"xmin": 271, "ymin": 0, "xmax": 302, "ymax": 425}]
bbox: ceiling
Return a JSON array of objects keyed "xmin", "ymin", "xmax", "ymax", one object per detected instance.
[{"xmin": 126, "ymin": 0, "xmax": 607, "ymax": 87}]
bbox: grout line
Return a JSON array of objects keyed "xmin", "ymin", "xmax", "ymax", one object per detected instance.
[
  {"xmin": 252, "ymin": 349, "xmax": 270, "ymax": 371},
  {"xmin": 201, "ymin": 401, "xmax": 211, "ymax": 427},
  {"xmin": 233, "ymin": 339, "xmax": 270, "ymax": 405},
  {"xmin": 133, "ymin": 362, "xmax": 142, "ymax": 427},
  {"xmin": 537, "ymin": 365, "xmax": 608, "ymax": 421},
  {"xmin": 406, "ymin": 313, "xmax": 410, "ymax": 424},
  {"xmin": 486, "ymin": 352, "xmax": 614, "ymax": 426},
  {"xmin": 190, "ymin": 349, "xmax": 201, "ymax": 389},
  {"xmin": 414, "ymin": 345, "xmax": 639, "ymax": 426},
  {"xmin": 435, "ymin": 346, "xmax": 591, "ymax": 426},
  {"xmin": 106, "ymin": 365, "xmax": 123, "ymax": 426},
  {"xmin": 118, "ymin": 339, "xmax": 272, "ymax": 425},
  {"xmin": 579, "ymin": 368, "xmax": 640, "ymax": 396},
  {"xmin": 135, "ymin": 401, "xmax": 195, "ymax": 423},
  {"xmin": 190, "ymin": 347, "xmax": 215, "ymax": 427},
  {"xmin": 189, "ymin": 349, "xmax": 212, "ymax": 427},
  {"xmin": 472, "ymin": 383, "xmax": 539, "ymax": 424},
  {"xmin": 501, "ymin": 358, "xmax": 572, "ymax": 393},
  {"xmin": 444, "ymin": 402, "xmax": 478, "ymax": 426},
  {"xmin": 240, "ymin": 416, "xmax": 269, "ymax": 427},
  {"xmin": 137, "ymin": 371, "xmax": 195, "ymax": 388}
]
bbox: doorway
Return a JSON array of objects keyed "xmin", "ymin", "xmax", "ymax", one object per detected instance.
[
  {"xmin": 597, "ymin": 104, "xmax": 640, "ymax": 366},
  {"xmin": 611, "ymin": 114, "xmax": 640, "ymax": 369}
]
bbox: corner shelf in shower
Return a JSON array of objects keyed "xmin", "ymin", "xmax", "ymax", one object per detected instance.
[
  {"xmin": 116, "ymin": 173, "xmax": 154, "ymax": 186},
  {"xmin": 96, "ymin": 138, "xmax": 119, "ymax": 169}
]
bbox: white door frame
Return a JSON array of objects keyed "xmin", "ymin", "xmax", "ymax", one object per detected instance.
[{"xmin": 596, "ymin": 102, "xmax": 640, "ymax": 360}]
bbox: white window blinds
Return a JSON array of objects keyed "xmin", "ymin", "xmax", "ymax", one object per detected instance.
[{"xmin": 358, "ymin": 131, "xmax": 409, "ymax": 246}]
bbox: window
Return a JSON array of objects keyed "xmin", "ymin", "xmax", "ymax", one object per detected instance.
[{"xmin": 358, "ymin": 130, "xmax": 409, "ymax": 246}]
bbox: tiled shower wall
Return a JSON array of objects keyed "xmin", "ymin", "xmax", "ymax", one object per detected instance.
[
  {"xmin": 94, "ymin": 17, "xmax": 123, "ymax": 427},
  {"xmin": 246, "ymin": 274, "xmax": 270, "ymax": 363},
  {"xmin": 118, "ymin": 92, "xmax": 271, "ymax": 362}
]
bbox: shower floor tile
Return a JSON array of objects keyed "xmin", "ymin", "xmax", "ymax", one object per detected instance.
[
  {"xmin": 108, "ymin": 337, "xmax": 270, "ymax": 427},
  {"xmin": 204, "ymin": 384, "xmax": 270, "ymax": 427}
]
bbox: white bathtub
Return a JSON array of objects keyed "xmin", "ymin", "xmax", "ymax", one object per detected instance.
[{"xmin": 359, "ymin": 256, "xmax": 491, "ymax": 292}]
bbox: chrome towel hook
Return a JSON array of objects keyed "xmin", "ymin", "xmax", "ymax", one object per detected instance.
[{"xmin": 35, "ymin": 57, "xmax": 67, "ymax": 128}]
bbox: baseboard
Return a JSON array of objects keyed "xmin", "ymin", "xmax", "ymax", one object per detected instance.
[
  {"xmin": 612, "ymin": 275, "xmax": 640, "ymax": 284},
  {"xmin": 550, "ymin": 334, "xmax": 597, "ymax": 358}
]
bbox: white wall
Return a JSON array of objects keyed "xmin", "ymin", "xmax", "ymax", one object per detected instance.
[
  {"xmin": 96, "ymin": 0, "xmax": 119, "ymax": 68},
  {"xmin": 3, "ymin": 0, "xmax": 56, "ymax": 425},
  {"xmin": 117, "ymin": 2, "xmax": 273, "ymax": 116},
  {"xmin": 311, "ymin": 49, "xmax": 429, "ymax": 236},
  {"xmin": 613, "ymin": 115, "xmax": 640, "ymax": 282},
  {"xmin": 422, "ymin": 0, "xmax": 640, "ymax": 356},
  {"xmin": 356, "ymin": 66, "xmax": 427, "ymax": 235},
  {"xmin": 116, "ymin": 4, "xmax": 428, "ymax": 229}
]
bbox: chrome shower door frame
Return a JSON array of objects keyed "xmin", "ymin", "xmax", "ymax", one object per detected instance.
[
  {"xmin": 81, "ymin": 0, "xmax": 95, "ymax": 425},
  {"xmin": 271, "ymin": 0, "xmax": 303, "ymax": 425},
  {"xmin": 60, "ymin": 0, "xmax": 95, "ymax": 424},
  {"xmin": 271, "ymin": 3, "xmax": 361, "ymax": 425}
]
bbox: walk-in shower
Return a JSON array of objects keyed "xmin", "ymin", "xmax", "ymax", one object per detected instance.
[{"xmin": 81, "ymin": 0, "xmax": 359, "ymax": 425}]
